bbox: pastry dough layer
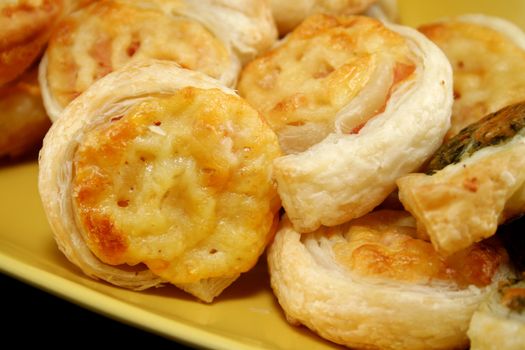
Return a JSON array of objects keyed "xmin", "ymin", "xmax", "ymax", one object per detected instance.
[
  {"xmin": 44, "ymin": 0, "xmax": 232, "ymax": 113},
  {"xmin": 468, "ymin": 281, "xmax": 525, "ymax": 350},
  {"xmin": 72, "ymin": 88, "xmax": 281, "ymax": 283},
  {"xmin": 240, "ymin": 14, "xmax": 452, "ymax": 232},
  {"xmin": 397, "ymin": 102, "xmax": 525, "ymax": 255},
  {"xmin": 268, "ymin": 210, "xmax": 510, "ymax": 350},
  {"xmin": 39, "ymin": 60, "xmax": 281, "ymax": 299},
  {"xmin": 239, "ymin": 14, "xmax": 415, "ymax": 154},
  {"xmin": 419, "ymin": 14, "xmax": 525, "ymax": 140},
  {"xmin": 0, "ymin": 0, "xmax": 62, "ymax": 85}
]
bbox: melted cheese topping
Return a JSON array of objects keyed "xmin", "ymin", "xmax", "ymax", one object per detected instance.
[
  {"xmin": 420, "ymin": 21, "xmax": 525, "ymax": 139},
  {"xmin": 332, "ymin": 210, "xmax": 506, "ymax": 287},
  {"xmin": 238, "ymin": 14, "xmax": 415, "ymax": 153},
  {"xmin": 46, "ymin": 0, "xmax": 231, "ymax": 109},
  {"xmin": 72, "ymin": 88, "xmax": 281, "ymax": 283}
]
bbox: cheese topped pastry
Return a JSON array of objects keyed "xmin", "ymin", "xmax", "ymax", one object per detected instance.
[
  {"xmin": 419, "ymin": 14, "xmax": 525, "ymax": 140},
  {"xmin": 238, "ymin": 14, "xmax": 453, "ymax": 232},
  {"xmin": 38, "ymin": 60, "xmax": 281, "ymax": 302},
  {"xmin": 268, "ymin": 210, "xmax": 511, "ymax": 350},
  {"xmin": 0, "ymin": 0, "xmax": 63, "ymax": 85},
  {"xmin": 40, "ymin": 0, "xmax": 277, "ymax": 120},
  {"xmin": 397, "ymin": 102, "xmax": 525, "ymax": 255}
]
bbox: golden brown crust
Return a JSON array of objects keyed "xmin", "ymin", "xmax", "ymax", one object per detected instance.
[
  {"xmin": 239, "ymin": 14, "xmax": 415, "ymax": 154},
  {"xmin": 0, "ymin": 0, "xmax": 63, "ymax": 85},
  {"xmin": 0, "ymin": 65, "xmax": 50, "ymax": 158},
  {"xmin": 268, "ymin": 210, "xmax": 511, "ymax": 350},
  {"xmin": 239, "ymin": 14, "xmax": 453, "ymax": 232},
  {"xmin": 397, "ymin": 137, "xmax": 525, "ymax": 255},
  {"xmin": 41, "ymin": 0, "xmax": 236, "ymax": 119},
  {"xmin": 38, "ymin": 60, "xmax": 281, "ymax": 301},
  {"xmin": 419, "ymin": 14, "xmax": 525, "ymax": 140},
  {"xmin": 40, "ymin": 0, "xmax": 277, "ymax": 121}
]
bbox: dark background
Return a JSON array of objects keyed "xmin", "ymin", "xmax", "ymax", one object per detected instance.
[{"xmin": 1, "ymin": 272, "xmax": 195, "ymax": 348}]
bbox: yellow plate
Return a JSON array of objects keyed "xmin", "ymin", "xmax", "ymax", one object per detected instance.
[{"xmin": 0, "ymin": 2, "xmax": 522, "ymax": 349}]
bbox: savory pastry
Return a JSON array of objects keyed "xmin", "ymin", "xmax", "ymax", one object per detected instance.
[
  {"xmin": 0, "ymin": 65, "xmax": 50, "ymax": 158},
  {"xmin": 238, "ymin": 14, "xmax": 453, "ymax": 232},
  {"xmin": 0, "ymin": 0, "xmax": 63, "ymax": 85},
  {"xmin": 270, "ymin": 0, "xmax": 378, "ymax": 35},
  {"xmin": 268, "ymin": 210, "xmax": 511, "ymax": 350},
  {"xmin": 419, "ymin": 14, "xmax": 525, "ymax": 140},
  {"xmin": 397, "ymin": 102, "xmax": 525, "ymax": 255},
  {"xmin": 38, "ymin": 60, "xmax": 282, "ymax": 302},
  {"xmin": 468, "ymin": 279, "xmax": 525, "ymax": 350},
  {"xmin": 39, "ymin": 0, "xmax": 277, "ymax": 121}
]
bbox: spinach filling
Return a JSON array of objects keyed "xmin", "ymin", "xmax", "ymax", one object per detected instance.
[{"xmin": 426, "ymin": 101, "xmax": 525, "ymax": 175}]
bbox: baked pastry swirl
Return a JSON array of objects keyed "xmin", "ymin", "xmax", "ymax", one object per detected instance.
[
  {"xmin": 397, "ymin": 102, "xmax": 525, "ymax": 255},
  {"xmin": 419, "ymin": 14, "xmax": 525, "ymax": 140},
  {"xmin": 39, "ymin": 0, "xmax": 277, "ymax": 120},
  {"xmin": 238, "ymin": 14, "xmax": 453, "ymax": 232},
  {"xmin": 38, "ymin": 60, "xmax": 281, "ymax": 302},
  {"xmin": 268, "ymin": 210, "xmax": 511, "ymax": 350}
]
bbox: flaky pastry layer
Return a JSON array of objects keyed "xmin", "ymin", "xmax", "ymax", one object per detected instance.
[
  {"xmin": 268, "ymin": 210, "xmax": 511, "ymax": 350},
  {"xmin": 39, "ymin": 0, "xmax": 277, "ymax": 121},
  {"xmin": 240, "ymin": 14, "xmax": 453, "ymax": 232},
  {"xmin": 39, "ymin": 60, "xmax": 281, "ymax": 302}
]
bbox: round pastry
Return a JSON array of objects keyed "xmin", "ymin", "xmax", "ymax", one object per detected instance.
[
  {"xmin": 270, "ymin": 0, "xmax": 378, "ymax": 35},
  {"xmin": 268, "ymin": 210, "xmax": 512, "ymax": 350},
  {"xmin": 0, "ymin": 0, "xmax": 63, "ymax": 85},
  {"xmin": 238, "ymin": 14, "xmax": 453, "ymax": 233},
  {"xmin": 0, "ymin": 65, "xmax": 51, "ymax": 158},
  {"xmin": 39, "ymin": 0, "xmax": 277, "ymax": 121},
  {"xmin": 397, "ymin": 102, "xmax": 525, "ymax": 255},
  {"xmin": 38, "ymin": 60, "xmax": 282, "ymax": 302},
  {"xmin": 419, "ymin": 14, "xmax": 525, "ymax": 140},
  {"xmin": 468, "ymin": 279, "xmax": 525, "ymax": 350}
]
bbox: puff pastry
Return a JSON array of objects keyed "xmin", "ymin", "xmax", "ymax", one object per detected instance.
[
  {"xmin": 238, "ymin": 14, "xmax": 453, "ymax": 232},
  {"xmin": 270, "ymin": 0, "xmax": 378, "ymax": 35},
  {"xmin": 397, "ymin": 102, "xmax": 525, "ymax": 255},
  {"xmin": 419, "ymin": 14, "xmax": 525, "ymax": 140},
  {"xmin": 268, "ymin": 210, "xmax": 511, "ymax": 350},
  {"xmin": 468, "ymin": 280, "xmax": 525, "ymax": 350},
  {"xmin": 0, "ymin": 65, "xmax": 50, "ymax": 158},
  {"xmin": 38, "ymin": 60, "xmax": 281, "ymax": 302},
  {"xmin": 39, "ymin": 0, "xmax": 277, "ymax": 121},
  {"xmin": 0, "ymin": 0, "xmax": 63, "ymax": 85}
]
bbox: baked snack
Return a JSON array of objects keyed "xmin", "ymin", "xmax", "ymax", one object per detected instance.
[
  {"xmin": 397, "ymin": 102, "xmax": 525, "ymax": 255},
  {"xmin": 238, "ymin": 14, "xmax": 453, "ymax": 232},
  {"xmin": 39, "ymin": 0, "xmax": 277, "ymax": 120},
  {"xmin": 419, "ymin": 14, "xmax": 525, "ymax": 140},
  {"xmin": 38, "ymin": 60, "xmax": 281, "ymax": 302},
  {"xmin": 268, "ymin": 210, "xmax": 511, "ymax": 349},
  {"xmin": 0, "ymin": 0, "xmax": 63, "ymax": 86},
  {"xmin": 0, "ymin": 65, "xmax": 50, "ymax": 158},
  {"xmin": 468, "ymin": 279, "xmax": 525, "ymax": 350},
  {"xmin": 270, "ymin": 0, "xmax": 378, "ymax": 35}
]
